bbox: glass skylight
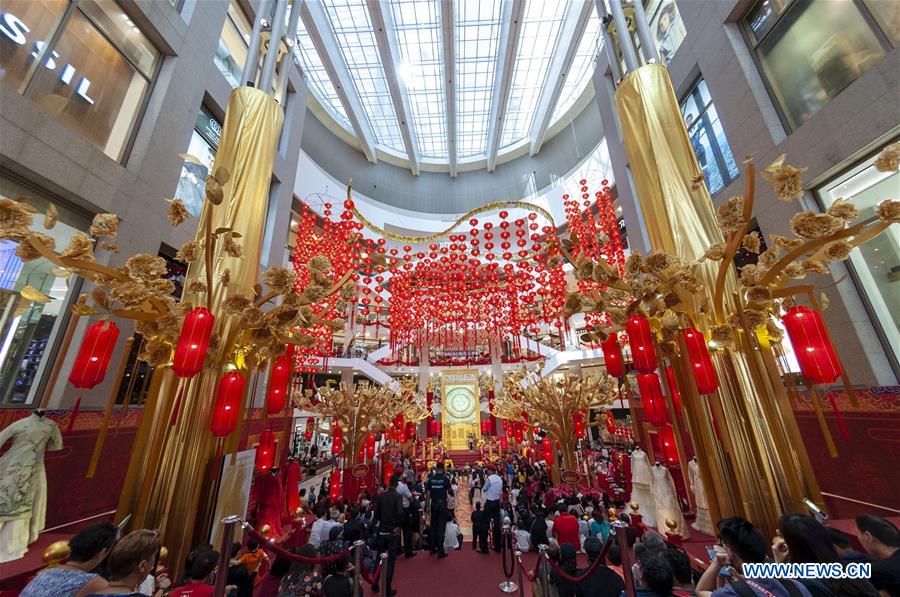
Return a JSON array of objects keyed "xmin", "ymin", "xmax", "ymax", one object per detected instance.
[{"xmin": 294, "ymin": 0, "xmax": 602, "ymax": 167}]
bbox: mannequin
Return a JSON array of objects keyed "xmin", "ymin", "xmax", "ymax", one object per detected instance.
[
  {"xmin": 688, "ymin": 457, "xmax": 714, "ymax": 535},
  {"xmin": 650, "ymin": 462, "xmax": 688, "ymax": 538},
  {"xmin": 250, "ymin": 468, "xmax": 285, "ymax": 538},
  {"xmin": 0, "ymin": 411, "xmax": 63, "ymax": 562},
  {"xmin": 282, "ymin": 458, "xmax": 303, "ymax": 517},
  {"xmin": 630, "ymin": 447, "xmax": 656, "ymax": 526}
]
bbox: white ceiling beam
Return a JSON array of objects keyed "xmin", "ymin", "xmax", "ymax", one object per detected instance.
[
  {"xmin": 527, "ymin": 0, "xmax": 593, "ymax": 156},
  {"xmin": 366, "ymin": 0, "xmax": 420, "ymax": 176},
  {"xmin": 486, "ymin": 0, "xmax": 526, "ymax": 172},
  {"xmin": 300, "ymin": 0, "xmax": 378, "ymax": 163},
  {"xmin": 441, "ymin": 0, "xmax": 457, "ymax": 178}
]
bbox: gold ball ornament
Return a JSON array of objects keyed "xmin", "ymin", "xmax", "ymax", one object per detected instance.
[
  {"xmin": 629, "ymin": 501, "xmax": 640, "ymax": 513},
  {"xmin": 159, "ymin": 546, "xmax": 169, "ymax": 564},
  {"xmin": 42, "ymin": 541, "xmax": 71, "ymax": 567},
  {"xmin": 260, "ymin": 524, "xmax": 271, "ymax": 537},
  {"xmin": 665, "ymin": 518, "xmax": 677, "ymax": 532}
]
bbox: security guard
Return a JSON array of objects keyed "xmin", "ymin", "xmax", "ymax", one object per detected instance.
[{"xmin": 425, "ymin": 461, "xmax": 454, "ymax": 559}]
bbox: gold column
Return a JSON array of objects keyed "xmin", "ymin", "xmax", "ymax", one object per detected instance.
[
  {"xmin": 117, "ymin": 87, "xmax": 284, "ymax": 571},
  {"xmin": 614, "ymin": 64, "xmax": 821, "ymax": 536}
]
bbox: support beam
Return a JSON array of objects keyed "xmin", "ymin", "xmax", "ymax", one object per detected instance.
[
  {"xmin": 486, "ymin": 0, "xmax": 525, "ymax": 172},
  {"xmin": 367, "ymin": 0, "xmax": 420, "ymax": 175},
  {"xmin": 300, "ymin": 0, "xmax": 378, "ymax": 163},
  {"xmin": 527, "ymin": 0, "xmax": 593, "ymax": 155},
  {"xmin": 441, "ymin": 0, "xmax": 457, "ymax": 177}
]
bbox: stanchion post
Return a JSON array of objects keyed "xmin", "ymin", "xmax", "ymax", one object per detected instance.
[
  {"xmin": 213, "ymin": 516, "xmax": 241, "ymax": 596},
  {"xmin": 499, "ymin": 523, "xmax": 517, "ymax": 593},
  {"xmin": 379, "ymin": 552, "xmax": 388, "ymax": 597},
  {"xmin": 613, "ymin": 521, "xmax": 637, "ymax": 597},
  {"xmin": 538, "ymin": 544, "xmax": 550, "ymax": 597},
  {"xmin": 351, "ymin": 539, "xmax": 364, "ymax": 597},
  {"xmin": 515, "ymin": 550, "xmax": 525, "ymax": 597}
]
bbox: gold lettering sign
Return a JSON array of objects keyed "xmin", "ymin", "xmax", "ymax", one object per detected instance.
[{"xmin": 440, "ymin": 370, "xmax": 481, "ymax": 450}]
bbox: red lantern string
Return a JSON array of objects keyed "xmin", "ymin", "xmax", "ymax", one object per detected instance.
[
  {"xmin": 332, "ymin": 423, "xmax": 343, "ymax": 453},
  {"xmin": 601, "ymin": 332, "xmax": 625, "ymax": 377},
  {"xmin": 266, "ymin": 354, "xmax": 292, "ymax": 414},
  {"xmin": 211, "ymin": 371, "xmax": 244, "ymax": 437},
  {"xmin": 173, "ymin": 307, "xmax": 214, "ymax": 378},
  {"xmin": 781, "ymin": 306, "xmax": 843, "ymax": 385},
  {"xmin": 681, "ymin": 327, "xmax": 718, "ymax": 394}
]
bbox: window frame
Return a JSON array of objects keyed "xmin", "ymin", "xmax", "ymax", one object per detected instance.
[
  {"xmin": 813, "ymin": 140, "xmax": 900, "ymax": 381},
  {"xmin": 13, "ymin": 0, "xmax": 162, "ymax": 164},
  {"xmin": 678, "ymin": 75, "xmax": 739, "ymax": 196},
  {"xmin": 739, "ymin": 0, "xmax": 896, "ymax": 133}
]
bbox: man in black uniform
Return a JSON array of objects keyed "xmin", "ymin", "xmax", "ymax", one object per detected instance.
[
  {"xmin": 425, "ymin": 461, "xmax": 454, "ymax": 559},
  {"xmin": 373, "ymin": 474, "xmax": 404, "ymax": 596},
  {"xmin": 471, "ymin": 501, "xmax": 489, "ymax": 554}
]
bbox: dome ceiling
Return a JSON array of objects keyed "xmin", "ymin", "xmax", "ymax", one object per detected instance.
[{"xmin": 294, "ymin": 0, "xmax": 602, "ymax": 176}]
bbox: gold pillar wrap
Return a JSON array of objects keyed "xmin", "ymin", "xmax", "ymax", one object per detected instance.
[
  {"xmin": 116, "ymin": 87, "xmax": 284, "ymax": 572},
  {"xmin": 614, "ymin": 64, "xmax": 821, "ymax": 536}
]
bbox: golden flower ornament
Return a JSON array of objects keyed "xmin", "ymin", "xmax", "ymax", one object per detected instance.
[
  {"xmin": 760, "ymin": 154, "xmax": 807, "ymax": 201},
  {"xmin": 874, "ymin": 141, "xmax": 899, "ymax": 173}
]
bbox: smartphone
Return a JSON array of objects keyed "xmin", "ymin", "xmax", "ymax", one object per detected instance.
[
  {"xmin": 706, "ymin": 546, "xmax": 717, "ymax": 562},
  {"xmin": 719, "ymin": 566, "xmax": 733, "ymax": 579}
]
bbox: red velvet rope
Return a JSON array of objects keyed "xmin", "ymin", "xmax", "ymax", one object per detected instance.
[
  {"xmin": 245, "ymin": 527, "xmax": 353, "ymax": 564},
  {"xmin": 543, "ymin": 549, "xmax": 607, "ymax": 583},
  {"xmin": 516, "ymin": 553, "xmax": 541, "ymax": 583},
  {"xmin": 359, "ymin": 561, "xmax": 383, "ymax": 585}
]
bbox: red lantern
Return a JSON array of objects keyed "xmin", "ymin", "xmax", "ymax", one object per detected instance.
[
  {"xmin": 573, "ymin": 411, "xmax": 585, "ymax": 439},
  {"xmin": 681, "ymin": 328, "xmax": 718, "ymax": 394},
  {"xmin": 500, "ymin": 434, "xmax": 508, "ymax": 451},
  {"xmin": 304, "ymin": 417, "xmax": 314, "ymax": 440},
  {"xmin": 659, "ymin": 424, "xmax": 678, "ymax": 465},
  {"xmin": 601, "ymin": 333, "xmax": 625, "ymax": 377},
  {"xmin": 255, "ymin": 429, "xmax": 276, "ymax": 473},
  {"xmin": 365, "ymin": 433, "xmax": 376, "ymax": 459},
  {"xmin": 332, "ymin": 423, "xmax": 343, "ymax": 454},
  {"xmin": 211, "ymin": 370, "xmax": 244, "ymax": 437},
  {"xmin": 172, "ymin": 307, "xmax": 215, "ymax": 378},
  {"xmin": 781, "ymin": 306, "xmax": 842, "ymax": 384},
  {"xmin": 266, "ymin": 354, "xmax": 291, "ymax": 414},
  {"xmin": 542, "ymin": 439, "xmax": 554, "ymax": 465},
  {"xmin": 605, "ymin": 413, "xmax": 617, "ymax": 434},
  {"xmin": 626, "ymin": 315, "xmax": 658, "ymax": 373},
  {"xmin": 383, "ymin": 459, "xmax": 395, "ymax": 486},
  {"xmin": 636, "ymin": 372, "xmax": 668, "ymax": 427},
  {"xmin": 405, "ymin": 421, "xmax": 415, "ymax": 441},
  {"xmin": 329, "ymin": 468, "xmax": 342, "ymax": 499},
  {"xmin": 69, "ymin": 320, "xmax": 120, "ymax": 389},
  {"xmin": 480, "ymin": 420, "xmax": 491, "ymax": 435}
]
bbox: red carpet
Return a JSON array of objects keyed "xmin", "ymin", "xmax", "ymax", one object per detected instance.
[{"xmin": 446, "ymin": 450, "xmax": 484, "ymax": 468}]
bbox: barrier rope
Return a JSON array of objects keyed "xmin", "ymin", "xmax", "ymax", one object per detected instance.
[
  {"xmin": 245, "ymin": 526, "xmax": 353, "ymax": 564},
  {"xmin": 359, "ymin": 560, "xmax": 383, "ymax": 586},
  {"xmin": 541, "ymin": 533, "xmax": 615, "ymax": 583},
  {"xmin": 516, "ymin": 552, "xmax": 542, "ymax": 583}
]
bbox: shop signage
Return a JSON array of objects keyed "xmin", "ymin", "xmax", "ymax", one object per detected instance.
[
  {"xmin": 351, "ymin": 464, "xmax": 369, "ymax": 479},
  {"xmin": 560, "ymin": 470, "xmax": 580, "ymax": 484},
  {"xmin": 0, "ymin": 12, "xmax": 96, "ymax": 104}
]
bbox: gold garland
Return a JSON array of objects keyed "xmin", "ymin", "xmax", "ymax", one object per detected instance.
[{"xmin": 348, "ymin": 186, "xmax": 556, "ymax": 244}]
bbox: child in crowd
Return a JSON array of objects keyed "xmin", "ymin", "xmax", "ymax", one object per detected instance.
[{"xmin": 238, "ymin": 540, "xmax": 268, "ymax": 576}]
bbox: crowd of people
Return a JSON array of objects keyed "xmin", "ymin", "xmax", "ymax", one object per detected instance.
[{"xmin": 19, "ymin": 449, "xmax": 900, "ymax": 597}]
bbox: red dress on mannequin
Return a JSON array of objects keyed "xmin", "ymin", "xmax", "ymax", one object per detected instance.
[
  {"xmin": 250, "ymin": 470, "xmax": 284, "ymax": 538},
  {"xmin": 282, "ymin": 460, "xmax": 303, "ymax": 517}
]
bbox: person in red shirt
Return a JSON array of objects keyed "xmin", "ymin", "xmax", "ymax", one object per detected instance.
[
  {"xmin": 552, "ymin": 505, "xmax": 581, "ymax": 552},
  {"xmin": 170, "ymin": 548, "xmax": 218, "ymax": 597}
]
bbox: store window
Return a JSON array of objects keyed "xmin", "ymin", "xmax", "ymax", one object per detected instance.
[
  {"xmin": 742, "ymin": 0, "xmax": 893, "ymax": 131},
  {"xmin": 0, "ymin": 174, "xmax": 91, "ymax": 405},
  {"xmin": 679, "ymin": 77, "xmax": 739, "ymax": 196},
  {"xmin": 647, "ymin": 0, "xmax": 686, "ymax": 66},
  {"xmin": 215, "ymin": 0, "xmax": 252, "ymax": 87},
  {"xmin": 0, "ymin": 0, "xmax": 160, "ymax": 162},
  {"xmin": 175, "ymin": 106, "xmax": 222, "ymax": 217},
  {"xmin": 817, "ymin": 146, "xmax": 900, "ymax": 371}
]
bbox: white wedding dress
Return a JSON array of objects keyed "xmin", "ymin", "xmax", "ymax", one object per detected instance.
[
  {"xmin": 630, "ymin": 449, "xmax": 656, "ymax": 526},
  {"xmin": 650, "ymin": 464, "xmax": 688, "ymax": 538},
  {"xmin": 688, "ymin": 459, "xmax": 714, "ymax": 535},
  {"xmin": 0, "ymin": 414, "xmax": 63, "ymax": 562}
]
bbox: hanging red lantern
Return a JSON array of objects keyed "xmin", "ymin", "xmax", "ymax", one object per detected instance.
[
  {"xmin": 542, "ymin": 438, "xmax": 554, "ymax": 465},
  {"xmin": 500, "ymin": 434, "xmax": 508, "ymax": 451},
  {"xmin": 573, "ymin": 411, "xmax": 585, "ymax": 439},
  {"xmin": 69, "ymin": 320, "xmax": 120, "ymax": 389},
  {"xmin": 329, "ymin": 468, "xmax": 342, "ymax": 499},
  {"xmin": 255, "ymin": 429, "xmax": 276, "ymax": 473},
  {"xmin": 626, "ymin": 315, "xmax": 658, "ymax": 373},
  {"xmin": 365, "ymin": 432, "xmax": 376, "ymax": 459},
  {"xmin": 332, "ymin": 423, "xmax": 343, "ymax": 454},
  {"xmin": 304, "ymin": 417, "xmax": 314, "ymax": 440},
  {"xmin": 681, "ymin": 328, "xmax": 718, "ymax": 394},
  {"xmin": 266, "ymin": 354, "xmax": 292, "ymax": 414},
  {"xmin": 383, "ymin": 459, "xmax": 395, "ymax": 486},
  {"xmin": 659, "ymin": 424, "xmax": 678, "ymax": 465},
  {"xmin": 781, "ymin": 306, "xmax": 842, "ymax": 384},
  {"xmin": 601, "ymin": 332, "xmax": 625, "ymax": 377},
  {"xmin": 172, "ymin": 307, "xmax": 215, "ymax": 378},
  {"xmin": 480, "ymin": 420, "xmax": 491, "ymax": 435},
  {"xmin": 210, "ymin": 370, "xmax": 244, "ymax": 437},
  {"xmin": 636, "ymin": 372, "xmax": 668, "ymax": 427},
  {"xmin": 405, "ymin": 421, "xmax": 415, "ymax": 441}
]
